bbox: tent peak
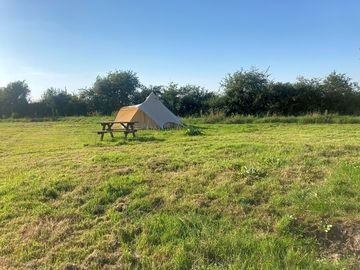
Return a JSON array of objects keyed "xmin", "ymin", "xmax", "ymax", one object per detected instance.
[{"xmin": 144, "ymin": 92, "xmax": 159, "ymax": 102}]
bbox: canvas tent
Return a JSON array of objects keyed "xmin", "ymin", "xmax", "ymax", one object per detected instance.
[{"xmin": 114, "ymin": 92, "xmax": 182, "ymax": 129}]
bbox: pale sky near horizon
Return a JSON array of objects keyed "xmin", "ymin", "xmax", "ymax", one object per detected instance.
[{"xmin": 0, "ymin": 0, "xmax": 359, "ymax": 100}]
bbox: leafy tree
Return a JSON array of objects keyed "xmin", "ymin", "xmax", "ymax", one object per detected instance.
[
  {"xmin": 222, "ymin": 69, "xmax": 269, "ymax": 115},
  {"xmin": 0, "ymin": 81, "xmax": 30, "ymax": 117},
  {"xmin": 267, "ymin": 82, "xmax": 297, "ymax": 115},
  {"xmin": 177, "ymin": 85, "xmax": 215, "ymax": 116},
  {"xmin": 322, "ymin": 72, "xmax": 358, "ymax": 114},
  {"xmin": 159, "ymin": 83, "xmax": 215, "ymax": 116},
  {"xmin": 292, "ymin": 77, "xmax": 323, "ymax": 114},
  {"xmin": 161, "ymin": 83, "xmax": 182, "ymax": 115},
  {"xmin": 41, "ymin": 88, "xmax": 87, "ymax": 116},
  {"xmin": 0, "ymin": 87, "xmax": 5, "ymax": 117},
  {"xmin": 81, "ymin": 70, "xmax": 140, "ymax": 115},
  {"xmin": 41, "ymin": 88, "xmax": 70, "ymax": 116},
  {"xmin": 207, "ymin": 93, "xmax": 226, "ymax": 113}
]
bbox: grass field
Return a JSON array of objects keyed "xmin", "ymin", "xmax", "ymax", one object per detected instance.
[{"xmin": 1, "ymin": 117, "xmax": 360, "ymax": 269}]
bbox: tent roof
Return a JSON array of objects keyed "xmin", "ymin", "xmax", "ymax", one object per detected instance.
[{"xmin": 122, "ymin": 92, "xmax": 181, "ymax": 128}]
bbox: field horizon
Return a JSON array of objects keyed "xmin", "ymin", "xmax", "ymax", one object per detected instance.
[{"xmin": 1, "ymin": 117, "xmax": 360, "ymax": 269}]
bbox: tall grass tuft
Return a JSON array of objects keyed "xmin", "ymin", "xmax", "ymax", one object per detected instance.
[{"xmin": 186, "ymin": 112, "xmax": 360, "ymax": 125}]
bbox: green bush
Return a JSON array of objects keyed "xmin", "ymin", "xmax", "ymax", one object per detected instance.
[{"xmin": 184, "ymin": 126, "xmax": 204, "ymax": 136}]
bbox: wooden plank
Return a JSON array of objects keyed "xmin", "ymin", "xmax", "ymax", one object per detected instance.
[
  {"xmin": 98, "ymin": 121, "xmax": 138, "ymax": 124},
  {"xmin": 97, "ymin": 130, "xmax": 124, "ymax": 134},
  {"xmin": 97, "ymin": 130, "xmax": 137, "ymax": 134}
]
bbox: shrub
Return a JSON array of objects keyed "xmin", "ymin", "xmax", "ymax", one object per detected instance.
[{"xmin": 185, "ymin": 126, "xmax": 204, "ymax": 136}]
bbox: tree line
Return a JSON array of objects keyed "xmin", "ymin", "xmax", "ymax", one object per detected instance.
[{"xmin": 1, "ymin": 69, "xmax": 359, "ymax": 118}]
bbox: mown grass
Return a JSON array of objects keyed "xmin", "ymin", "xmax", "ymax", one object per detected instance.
[{"xmin": 1, "ymin": 117, "xmax": 360, "ymax": 269}]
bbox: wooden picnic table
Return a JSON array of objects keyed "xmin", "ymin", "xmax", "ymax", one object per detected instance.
[{"xmin": 97, "ymin": 121, "xmax": 138, "ymax": 141}]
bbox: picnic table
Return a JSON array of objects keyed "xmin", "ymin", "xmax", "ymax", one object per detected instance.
[{"xmin": 97, "ymin": 121, "xmax": 138, "ymax": 141}]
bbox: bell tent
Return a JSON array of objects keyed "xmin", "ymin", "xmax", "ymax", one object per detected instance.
[{"xmin": 114, "ymin": 92, "xmax": 182, "ymax": 129}]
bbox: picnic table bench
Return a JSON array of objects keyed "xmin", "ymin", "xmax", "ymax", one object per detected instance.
[{"xmin": 97, "ymin": 121, "xmax": 138, "ymax": 140}]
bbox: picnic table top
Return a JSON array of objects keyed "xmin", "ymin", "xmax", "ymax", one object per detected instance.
[{"xmin": 97, "ymin": 121, "xmax": 138, "ymax": 124}]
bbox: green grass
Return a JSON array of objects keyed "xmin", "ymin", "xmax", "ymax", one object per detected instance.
[
  {"xmin": 1, "ymin": 117, "xmax": 360, "ymax": 269},
  {"xmin": 187, "ymin": 113, "xmax": 360, "ymax": 125}
]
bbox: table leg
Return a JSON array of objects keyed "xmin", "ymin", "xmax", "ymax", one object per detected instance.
[
  {"xmin": 125, "ymin": 123, "xmax": 129, "ymax": 139},
  {"xmin": 100, "ymin": 124, "xmax": 106, "ymax": 141},
  {"xmin": 130, "ymin": 124, "xmax": 136, "ymax": 137},
  {"xmin": 108, "ymin": 123, "xmax": 114, "ymax": 138}
]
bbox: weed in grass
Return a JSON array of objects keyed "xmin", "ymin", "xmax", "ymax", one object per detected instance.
[{"xmin": 184, "ymin": 126, "xmax": 204, "ymax": 136}]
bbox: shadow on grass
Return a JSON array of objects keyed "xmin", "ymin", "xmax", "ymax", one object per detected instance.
[
  {"xmin": 128, "ymin": 136, "xmax": 165, "ymax": 142},
  {"xmin": 89, "ymin": 135, "xmax": 165, "ymax": 147},
  {"xmin": 115, "ymin": 136, "xmax": 165, "ymax": 145}
]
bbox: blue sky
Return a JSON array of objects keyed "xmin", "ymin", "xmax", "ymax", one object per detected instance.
[{"xmin": 0, "ymin": 0, "xmax": 359, "ymax": 100}]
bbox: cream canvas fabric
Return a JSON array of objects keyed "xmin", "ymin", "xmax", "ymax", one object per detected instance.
[{"xmin": 115, "ymin": 92, "xmax": 182, "ymax": 129}]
